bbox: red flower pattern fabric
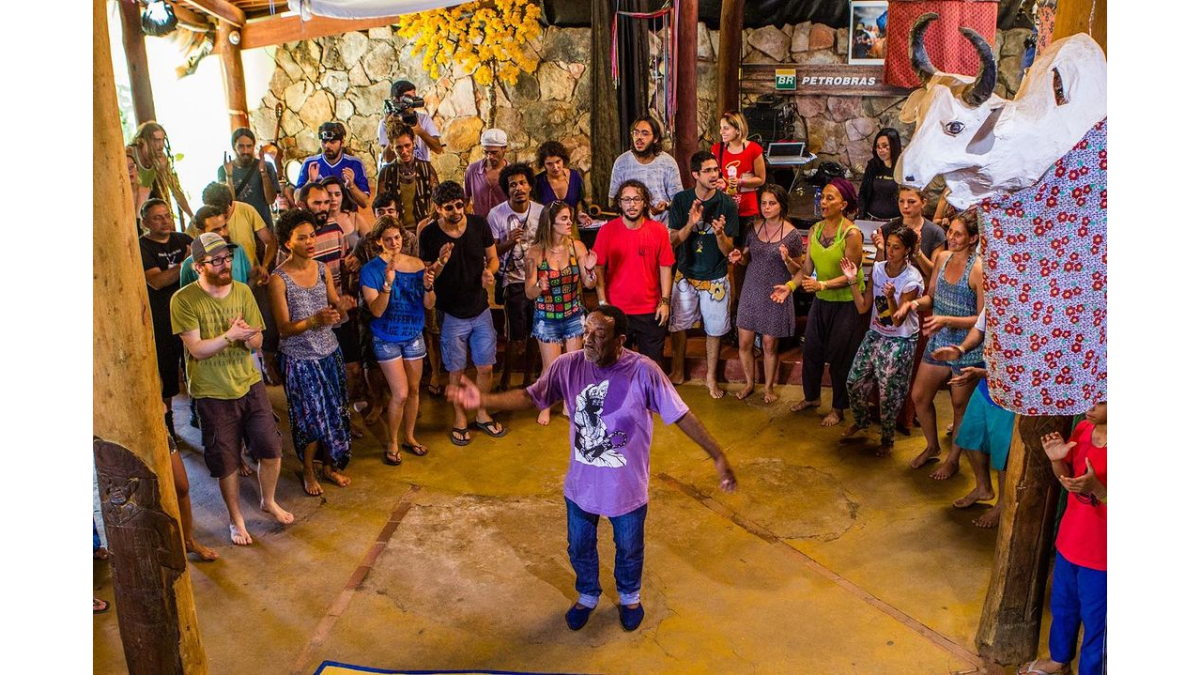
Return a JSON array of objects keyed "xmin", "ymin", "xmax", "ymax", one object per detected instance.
[{"xmin": 978, "ymin": 118, "xmax": 1107, "ymax": 415}]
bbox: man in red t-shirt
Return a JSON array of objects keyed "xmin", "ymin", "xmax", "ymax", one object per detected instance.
[
  {"xmin": 593, "ymin": 180, "xmax": 674, "ymax": 367},
  {"xmin": 1022, "ymin": 401, "xmax": 1107, "ymax": 675}
]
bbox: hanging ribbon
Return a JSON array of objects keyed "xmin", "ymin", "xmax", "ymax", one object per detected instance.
[{"xmin": 609, "ymin": 1, "xmax": 677, "ymax": 130}]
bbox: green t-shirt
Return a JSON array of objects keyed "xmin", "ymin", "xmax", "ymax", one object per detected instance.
[
  {"xmin": 667, "ymin": 189, "xmax": 740, "ymax": 281},
  {"xmin": 170, "ymin": 282, "xmax": 264, "ymax": 400}
]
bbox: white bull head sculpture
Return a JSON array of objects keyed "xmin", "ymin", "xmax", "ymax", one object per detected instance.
[{"xmin": 895, "ymin": 13, "xmax": 1108, "ymax": 209}]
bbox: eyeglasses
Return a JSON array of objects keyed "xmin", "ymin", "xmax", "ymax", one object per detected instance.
[
  {"xmin": 630, "ymin": 130, "xmax": 653, "ymax": 138},
  {"xmin": 440, "ymin": 202, "xmax": 465, "ymax": 211},
  {"xmin": 698, "ymin": 167, "xmax": 721, "ymax": 174},
  {"xmin": 203, "ymin": 255, "xmax": 233, "ymax": 268},
  {"xmin": 619, "ymin": 197, "xmax": 644, "ymax": 204}
]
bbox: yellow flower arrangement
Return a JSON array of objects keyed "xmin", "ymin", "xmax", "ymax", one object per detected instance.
[{"xmin": 395, "ymin": 0, "xmax": 543, "ymax": 87}]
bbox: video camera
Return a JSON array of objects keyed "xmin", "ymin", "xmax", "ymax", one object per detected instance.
[{"xmin": 384, "ymin": 95, "xmax": 425, "ymax": 126}]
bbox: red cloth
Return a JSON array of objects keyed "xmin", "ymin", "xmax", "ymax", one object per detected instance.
[
  {"xmin": 1055, "ymin": 420, "xmax": 1107, "ymax": 571},
  {"xmin": 712, "ymin": 141, "xmax": 764, "ymax": 218},
  {"xmin": 592, "ymin": 217, "xmax": 675, "ymax": 315},
  {"xmin": 884, "ymin": 1, "xmax": 1000, "ymax": 88}
]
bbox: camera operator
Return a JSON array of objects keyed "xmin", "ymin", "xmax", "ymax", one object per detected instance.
[{"xmin": 379, "ymin": 80, "xmax": 443, "ymax": 164}]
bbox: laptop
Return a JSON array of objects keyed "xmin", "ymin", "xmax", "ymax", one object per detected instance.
[{"xmin": 765, "ymin": 141, "xmax": 809, "ymax": 166}]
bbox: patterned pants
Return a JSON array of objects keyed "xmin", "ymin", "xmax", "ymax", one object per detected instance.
[{"xmin": 847, "ymin": 331, "xmax": 918, "ymax": 445}]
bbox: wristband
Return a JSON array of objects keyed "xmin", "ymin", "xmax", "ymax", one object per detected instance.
[
  {"xmin": 785, "ymin": 280, "xmax": 797, "ymax": 292},
  {"xmin": 819, "ymin": 281, "xmax": 827, "ymax": 292},
  {"xmin": 659, "ymin": 297, "xmax": 670, "ymax": 306}
]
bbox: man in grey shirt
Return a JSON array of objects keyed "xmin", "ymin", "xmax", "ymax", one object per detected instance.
[{"xmin": 608, "ymin": 115, "xmax": 683, "ymax": 222}]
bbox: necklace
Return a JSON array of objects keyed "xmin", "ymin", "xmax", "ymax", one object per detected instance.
[{"xmin": 759, "ymin": 218, "xmax": 785, "ymax": 243}]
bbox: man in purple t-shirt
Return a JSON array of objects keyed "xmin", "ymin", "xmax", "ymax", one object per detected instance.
[{"xmin": 448, "ymin": 306, "xmax": 737, "ymax": 632}]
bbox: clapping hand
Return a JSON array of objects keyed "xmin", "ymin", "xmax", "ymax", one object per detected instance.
[
  {"xmin": 225, "ymin": 314, "xmax": 260, "ymax": 341},
  {"xmin": 881, "ymin": 281, "xmax": 896, "ymax": 298},
  {"xmin": 1059, "ymin": 458, "xmax": 1103, "ymax": 497},
  {"xmin": 871, "ymin": 229, "xmax": 884, "ymax": 252},
  {"xmin": 341, "ymin": 167, "xmax": 355, "ymax": 186},
  {"xmin": 651, "ymin": 200, "xmax": 670, "ymax": 215},
  {"xmin": 336, "ymin": 294, "xmax": 356, "ymax": 313},
  {"xmin": 423, "ymin": 265, "xmax": 436, "ymax": 290},
  {"xmin": 770, "ymin": 284, "xmax": 793, "ymax": 304},
  {"xmin": 313, "ymin": 307, "xmax": 342, "ymax": 326},
  {"xmin": 922, "ymin": 314, "xmax": 949, "ymax": 337},
  {"xmin": 344, "ymin": 256, "xmax": 361, "ymax": 274},
  {"xmin": 307, "ymin": 162, "xmax": 321, "ymax": 183},
  {"xmin": 688, "ymin": 199, "xmax": 703, "ymax": 227},
  {"xmin": 839, "ymin": 257, "xmax": 858, "ymax": 285},
  {"xmin": 1040, "ymin": 432, "xmax": 1076, "ymax": 462},
  {"xmin": 583, "ymin": 249, "xmax": 597, "ymax": 270},
  {"xmin": 948, "ymin": 366, "xmax": 986, "ymax": 387},
  {"xmin": 712, "ymin": 214, "xmax": 727, "ymax": 238},
  {"xmin": 727, "ymin": 248, "xmax": 744, "ymax": 266},
  {"xmin": 930, "ymin": 345, "xmax": 964, "ymax": 362},
  {"xmin": 577, "ymin": 211, "xmax": 594, "ymax": 228},
  {"xmin": 799, "ymin": 276, "xmax": 822, "ymax": 293},
  {"xmin": 437, "ymin": 242, "xmax": 454, "ymax": 266}
]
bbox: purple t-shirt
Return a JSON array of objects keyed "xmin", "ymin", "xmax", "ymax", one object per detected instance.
[{"xmin": 527, "ymin": 349, "xmax": 689, "ymax": 517}]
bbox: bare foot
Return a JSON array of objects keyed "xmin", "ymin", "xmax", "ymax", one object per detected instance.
[
  {"xmin": 229, "ymin": 522, "xmax": 253, "ymax": 546},
  {"xmin": 790, "ymin": 399, "xmax": 820, "ymax": 413},
  {"xmin": 909, "ymin": 446, "xmax": 941, "ymax": 469},
  {"xmin": 875, "ymin": 443, "xmax": 894, "ymax": 458},
  {"xmin": 707, "ymin": 381, "xmax": 725, "ymax": 399},
  {"xmin": 973, "ymin": 504, "xmax": 1002, "ymax": 528},
  {"xmin": 237, "ymin": 460, "xmax": 255, "ymax": 477},
  {"xmin": 261, "ymin": 501, "xmax": 295, "ymax": 525},
  {"xmin": 185, "ymin": 539, "xmax": 220, "ymax": 561},
  {"xmin": 762, "ymin": 388, "xmax": 778, "ymax": 404},
  {"xmin": 953, "ymin": 486, "xmax": 996, "ymax": 509},
  {"xmin": 945, "ymin": 422, "xmax": 955, "ymax": 437},
  {"xmin": 321, "ymin": 465, "xmax": 351, "ymax": 487},
  {"xmin": 349, "ymin": 422, "xmax": 365, "ymax": 440},
  {"xmin": 302, "ymin": 470, "xmax": 323, "ymax": 496},
  {"xmin": 820, "ymin": 410, "xmax": 844, "ymax": 427},
  {"xmin": 930, "ymin": 459, "xmax": 960, "ymax": 481},
  {"xmin": 735, "ymin": 384, "xmax": 754, "ymax": 400},
  {"xmin": 1018, "ymin": 659, "xmax": 1067, "ymax": 675},
  {"xmin": 669, "ymin": 369, "xmax": 686, "ymax": 386},
  {"xmin": 841, "ymin": 424, "xmax": 865, "ymax": 441},
  {"xmin": 537, "ymin": 408, "xmax": 552, "ymax": 426}
]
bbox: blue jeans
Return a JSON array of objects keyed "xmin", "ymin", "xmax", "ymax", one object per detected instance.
[
  {"xmin": 565, "ymin": 497, "xmax": 647, "ymax": 609},
  {"xmin": 1049, "ymin": 551, "xmax": 1107, "ymax": 675}
]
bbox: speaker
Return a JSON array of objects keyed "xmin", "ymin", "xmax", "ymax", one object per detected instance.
[{"xmin": 743, "ymin": 95, "xmax": 795, "ymax": 144}]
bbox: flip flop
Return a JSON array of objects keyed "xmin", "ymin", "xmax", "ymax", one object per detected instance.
[
  {"xmin": 383, "ymin": 449, "xmax": 403, "ymax": 466},
  {"xmin": 1018, "ymin": 663, "xmax": 1070, "ymax": 675},
  {"xmin": 427, "ymin": 383, "xmax": 444, "ymax": 397},
  {"xmin": 450, "ymin": 427, "xmax": 472, "ymax": 446},
  {"xmin": 402, "ymin": 442, "xmax": 428, "ymax": 456},
  {"xmin": 473, "ymin": 419, "xmax": 508, "ymax": 438},
  {"xmin": 94, "ymin": 598, "xmax": 110, "ymax": 614}
]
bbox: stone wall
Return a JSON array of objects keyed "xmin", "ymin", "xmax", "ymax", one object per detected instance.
[{"xmin": 251, "ymin": 26, "xmax": 593, "ymax": 193}]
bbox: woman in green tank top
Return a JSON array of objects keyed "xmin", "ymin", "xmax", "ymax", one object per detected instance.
[{"xmin": 771, "ymin": 178, "xmax": 865, "ymax": 426}]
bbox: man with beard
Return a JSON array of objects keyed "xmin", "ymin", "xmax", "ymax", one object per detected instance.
[
  {"xmin": 463, "ymin": 128, "xmax": 509, "ymax": 217},
  {"xmin": 181, "ymin": 205, "xmax": 253, "ymax": 286},
  {"xmin": 592, "ymin": 180, "xmax": 674, "ymax": 367},
  {"xmin": 420, "ymin": 181, "xmax": 504, "ymax": 445},
  {"xmin": 488, "ymin": 163, "xmax": 543, "ymax": 389},
  {"xmin": 297, "ymin": 121, "xmax": 371, "ymax": 210},
  {"xmin": 608, "ymin": 116, "xmax": 683, "ymax": 222},
  {"xmin": 171, "ymin": 233, "xmax": 294, "ymax": 546},
  {"xmin": 139, "ymin": 199, "xmax": 193, "ymax": 438},
  {"xmin": 375, "ymin": 120, "xmax": 438, "ymax": 242},
  {"xmin": 218, "ymin": 127, "xmax": 280, "ymax": 227},
  {"xmin": 666, "ymin": 151, "xmax": 740, "ymax": 396},
  {"xmin": 447, "ymin": 306, "xmax": 737, "ymax": 631}
]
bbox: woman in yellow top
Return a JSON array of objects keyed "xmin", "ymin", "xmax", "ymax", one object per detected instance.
[{"xmin": 771, "ymin": 178, "xmax": 864, "ymax": 426}]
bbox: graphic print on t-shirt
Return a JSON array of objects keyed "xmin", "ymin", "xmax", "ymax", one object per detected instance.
[{"xmin": 572, "ymin": 380, "xmax": 628, "ymax": 468}]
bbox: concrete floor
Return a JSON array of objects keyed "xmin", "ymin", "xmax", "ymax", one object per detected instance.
[{"xmin": 94, "ymin": 381, "xmax": 1018, "ymax": 675}]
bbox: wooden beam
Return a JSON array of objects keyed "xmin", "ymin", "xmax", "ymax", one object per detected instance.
[
  {"xmin": 118, "ymin": 0, "xmax": 156, "ymax": 125},
  {"xmin": 94, "ymin": 0, "xmax": 208, "ymax": 670},
  {"xmin": 168, "ymin": 1, "xmax": 213, "ymax": 32},
  {"xmin": 217, "ymin": 21, "xmax": 250, "ymax": 130},
  {"xmin": 716, "ymin": 0, "xmax": 744, "ymax": 118},
  {"xmin": 239, "ymin": 14, "xmax": 398, "ymax": 51},
  {"xmin": 975, "ymin": 414, "xmax": 1074, "ymax": 665},
  {"xmin": 673, "ymin": 0, "xmax": 698, "ymax": 190},
  {"xmin": 180, "ymin": 0, "xmax": 245, "ymax": 27}
]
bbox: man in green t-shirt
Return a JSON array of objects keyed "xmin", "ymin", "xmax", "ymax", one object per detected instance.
[
  {"xmin": 170, "ymin": 234, "xmax": 294, "ymax": 546},
  {"xmin": 666, "ymin": 151, "xmax": 740, "ymax": 398}
]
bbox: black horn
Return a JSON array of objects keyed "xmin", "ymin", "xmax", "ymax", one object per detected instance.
[
  {"xmin": 909, "ymin": 12, "xmax": 939, "ymax": 84},
  {"xmin": 959, "ymin": 27, "xmax": 997, "ymax": 107}
]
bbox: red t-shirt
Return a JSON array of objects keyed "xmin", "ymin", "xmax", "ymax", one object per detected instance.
[
  {"xmin": 712, "ymin": 141, "xmax": 764, "ymax": 218},
  {"xmin": 593, "ymin": 217, "xmax": 674, "ymax": 315},
  {"xmin": 1055, "ymin": 420, "xmax": 1107, "ymax": 570}
]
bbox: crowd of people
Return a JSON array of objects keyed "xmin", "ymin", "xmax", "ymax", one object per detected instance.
[{"xmin": 116, "ymin": 79, "xmax": 1104, "ymax": 659}]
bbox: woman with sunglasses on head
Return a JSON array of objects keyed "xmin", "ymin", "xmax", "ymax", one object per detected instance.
[
  {"xmin": 771, "ymin": 178, "xmax": 865, "ymax": 427},
  {"xmin": 524, "ymin": 201, "xmax": 598, "ymax": 425},
  {"xmin": 268, "ymin": 208, "xmax": 357, "ymax": 496},
  {"xmin": 896, "ymin": 210, "xmax": 985, "ymax": 480},
  {"xmin": 730, "ymin": 184, "xmax": 804, "ymax": 403}
]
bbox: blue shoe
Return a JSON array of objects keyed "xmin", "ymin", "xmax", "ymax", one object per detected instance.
[
  {"xmin": 565, "ymin": 603, "xmax": 593, "ymax": 631},
  {"xmin": 619, "ymin": 603, "xmax": 645, "ymax": 631}
]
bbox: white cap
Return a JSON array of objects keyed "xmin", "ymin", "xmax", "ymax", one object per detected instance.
[{"xmin": 480, "ymin": 128, "xmax": 508, "ymax": 148}]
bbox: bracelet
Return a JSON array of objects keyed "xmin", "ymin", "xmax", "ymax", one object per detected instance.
[
  {"xmin": 785, "ymin": 280, "xmax": 797, "ymax": 292},
  {"xmin": 424, "ymin": 285, "xmax": 434, "ymax": 292},
  {"xmin": 381, "ymin": 283, "xmax": 392, "ymax": 293},
  {"xmin": 819, "ymin": 281, "xmax": 827, "ymax": 292},
  {"xmin": 659, "ymin": 296, "xmax": 670, "ymax": 305},
  {"xmin": 222, "ymin": 334, "xmax": 235, "ymax": 346}
]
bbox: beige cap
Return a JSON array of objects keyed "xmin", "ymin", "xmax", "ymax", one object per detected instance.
[{"xmin": 480, "ymin": 128, "xmax": 508, "ymax": 148}]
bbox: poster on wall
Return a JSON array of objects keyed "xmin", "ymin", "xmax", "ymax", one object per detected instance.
[{"xmin": 849, "ymin": 1, "xmax": 889, "ymax": 65}]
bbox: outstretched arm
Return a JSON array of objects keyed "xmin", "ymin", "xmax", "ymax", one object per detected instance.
[
  {"xmin": 447, "ymin": 373, "xmax": 537, "ymax": 413},
  {"xmin": 674, "ymin": 412, "xmax": 737, "ymax": 492}
]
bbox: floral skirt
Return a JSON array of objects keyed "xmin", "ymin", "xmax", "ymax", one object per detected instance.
[{"xmin": 280, "ymin": 348, "xmax": 352, "ymax": 469}]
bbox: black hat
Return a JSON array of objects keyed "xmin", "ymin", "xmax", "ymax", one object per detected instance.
[
  {"xmin": 318, "ymin": 121, "xmax": 345, "ymax": 141},
  {"xmin": 390, "ymin": 80, "xmax": 416, "ymax": 99}
]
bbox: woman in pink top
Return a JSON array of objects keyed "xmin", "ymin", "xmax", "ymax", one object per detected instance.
[{"xmin": 712, "ymin": 111, "xmax": 767, "ymax": 218}]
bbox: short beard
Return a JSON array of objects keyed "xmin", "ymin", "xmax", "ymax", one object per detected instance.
[
  {"xmin": 312, "ymin": 212, "xmax": 329, "ymax": 226},
  {"xmin": 323, "ymin": 149, "xmax": 340, "ymax": 162},
  {"xmin": 203, "ymin": 270, "xmax": 233, "ymax": 287},
  {"xmin": 632, "ymin": 145, "xmax": 657, "ymax": 159},
  {"xmin": 237, "ymin": 154, "xmax": 255, "ymax": 167}
]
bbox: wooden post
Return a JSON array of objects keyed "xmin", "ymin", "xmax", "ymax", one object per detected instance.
[
  {"xmin": 975, "ymin": 414, "xmax": 1073, "ymax": 665},
  {"xmin": 674, "ymin": 0, "xmax": 698, "ymax": 189},
  {"xmin": 589, "ymin": 0, "xmax": 621, "ymax": 207},
  {"xmin": 716, "ymin": 0, "xmax": 744, "ymax": 119},
  {"xmin": 1052, "ymin": 0, "xmax": 1106, "ymax": 53},
  {"xmin": 118, "ymin": 0, "xmax": 156, "ymax": 125},
  {"xmin": 94, "ymin": 0, "xmax": 208, "ymax": 672},
  {"xmin": 218, "ymin": 21, "xmax": 250, "ymax": 130}
]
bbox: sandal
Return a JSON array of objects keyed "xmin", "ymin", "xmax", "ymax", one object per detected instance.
[
  {"xmin": 450, "ymin": 427, "xmax": 472, "ymax": 446},
  {"xmin": 427, "ymin": 383, "xmax": 444, "ymax": 397},
  {"xmin": 94, "ymin": 598, "xmax": 110, "ymax": 614},
  {"xmin": 402, "ymin": 442, "xmax": 428, "ymax": 456},
  {"xmin": 383, "ymin": 449, "xmax": 403, "ymax": 466},
  {"xmin": 473, "ymin": 419, "xmax": 507, "ymax": 438}
]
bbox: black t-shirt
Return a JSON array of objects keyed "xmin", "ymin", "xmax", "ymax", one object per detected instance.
[
  {"xmin": 140, "ymin": 232, "xmax": 193, "ymax": 327},
  {"xmin": 419, "ymin": 215, "xmax": 495, "ymax": 319},
  {"xmin": 217, "ymin": 161, "xmax": 278, "ymax": 227}
]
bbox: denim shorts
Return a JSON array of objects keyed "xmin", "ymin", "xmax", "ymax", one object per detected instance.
[
  {"xmin": 439, "ymin": 309, "xmax": 498, "ymax": 373},
  {"xmin": 532, "ymin": 310, "xmax": 585, "ymax": 344},
  {"xmin": 373, "ymin": 333, "xmax": 427, "ymax": 363}
]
